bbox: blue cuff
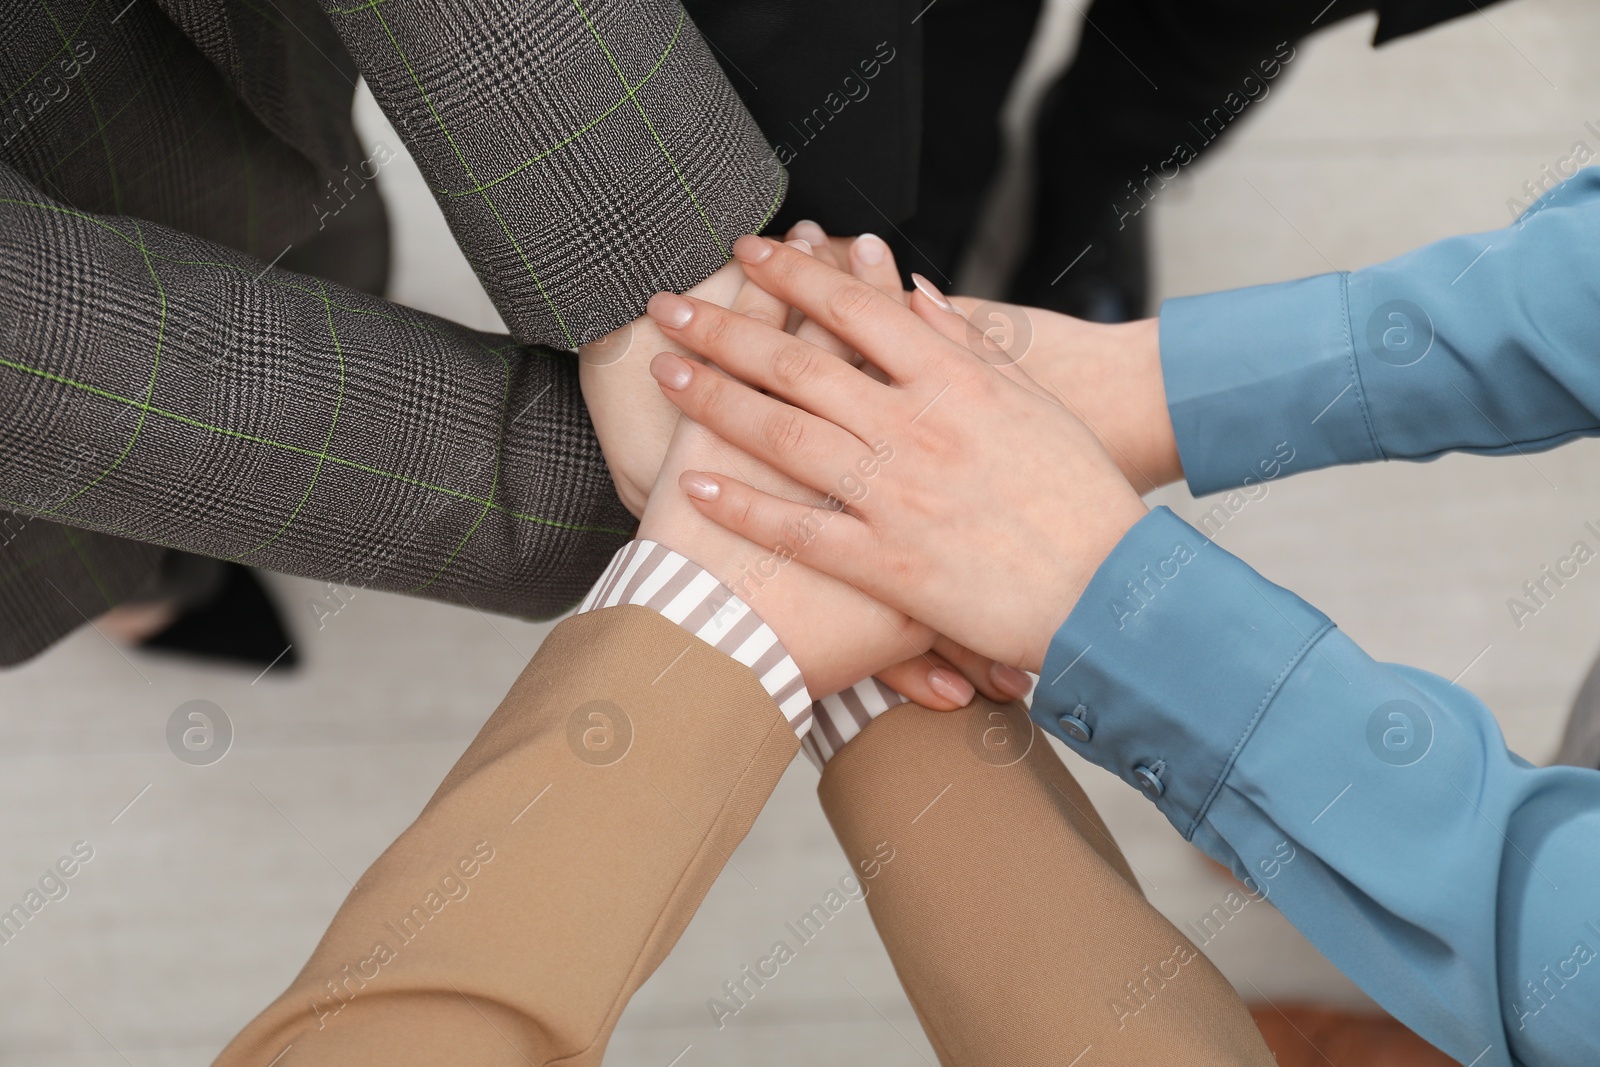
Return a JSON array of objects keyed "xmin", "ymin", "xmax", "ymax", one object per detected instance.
[
  {"xmin": 1032, "ymin": 506, "xmax": 1333, "ymax": 838},
  {"xmin": 1160, "ymin": 273, "xmax": 1382, "ymax": 497}
]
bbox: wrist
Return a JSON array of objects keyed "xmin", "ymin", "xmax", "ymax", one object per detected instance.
[
  {"xmin": 1117, "ymin": 317, "xmax": 1183, "ymax": 487},
  {"xmin": 638, "ymin": 482, "xmax": 920, "ymax": 697},
  {"xmin": 1047, "ymin": 317, "xmax": 1183, "ymax": 493},
  {"xmin": 1025, "ymin": 491, "xmax": 1149, "ymax": 672}
]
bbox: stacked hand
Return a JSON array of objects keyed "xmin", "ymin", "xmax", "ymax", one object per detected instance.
[
  {"xmin": 644, "ymin": 236, "xmax": 1155, "ymax": 674},
  {"xmin": 581, "ymin": 225, "xmax": 1033, "ymax": 705},
  {"xmin": 949, "ymin": 298, "xmax": 1181, "ymax": 493}
]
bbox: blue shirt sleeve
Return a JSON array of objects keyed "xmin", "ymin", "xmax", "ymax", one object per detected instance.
[
  {"xmin": 1161, "ymin": 167, "xmax": 1600, "ymax": 496},
  {"xmin": 1035, "ymin": 507, "xmax": 1600, "ymax": 1067}
]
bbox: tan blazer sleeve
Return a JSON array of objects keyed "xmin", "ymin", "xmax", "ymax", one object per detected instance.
[
  {"xmin": 215, "ymin": 605, "xmax": 798, "ymax": 1067},
  {"xmin": 818, "ymin": 698, "xmax": 1274, "ymax": 1067}
]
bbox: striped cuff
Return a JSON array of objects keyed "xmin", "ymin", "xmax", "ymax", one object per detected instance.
[
  {"xmin": 576, "ymin": 541, "xmax": 814, "ymax": 732},
  {"xmin": 799, "ymin": 677, "xmax": 905, "ymax": 770}
]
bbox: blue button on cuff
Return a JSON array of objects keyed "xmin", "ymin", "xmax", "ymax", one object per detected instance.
[
  {"xmin": 1057, "ymin": 705, "xmax": 1092, "ymax": 743},
  {"xmin": 1132, "ymin": 761, "xmax": 1166, "ymax": 799}
]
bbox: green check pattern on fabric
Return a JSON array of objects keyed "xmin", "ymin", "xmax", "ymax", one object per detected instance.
[
  {"xmin": 0, "ymin": 0, "xmax": 785, "ymax": 664},
  {"xmin": 329, "ymin": 0, "xmax": 785, "ymax": 347},
  {"xmin": 0, "ymin": 167, "xmax": 635, "ymax": 653}
]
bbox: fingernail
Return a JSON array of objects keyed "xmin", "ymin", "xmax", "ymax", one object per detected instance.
[
  {"xmin": 680, "ymin": 472, "xmax": 720, "ymax": 501},
  {"xmin": 928, "ymin": 668, "xmax": 974, "ymax": 707},
  {"xmin": 792, "ymin": 219, "xmax": 827, "ymax": 245},
  {"xmin": 990, "ymin": 663, "xmax": 1034, "ymax": 699},
  {"xmin": 911, "ymin": 273, "xmax": 955, "ymax": 313},
  {"xmin": 733, "ymin": 234, "xmax": 773, "ymax": 263},
  {"xmin": 646, "ymin": 292, "xmax": 694, "ymax": 328},
  {"xmin": 786, "ymin": 238, "xmax": 813, "ymax": 256},
  {"xmin": 649, "ymin": 351, "xmax": 693, "ymax": 390},
  {"xmin": 854, "ymin": 233, "xmax": 887, "ymax": 266}
]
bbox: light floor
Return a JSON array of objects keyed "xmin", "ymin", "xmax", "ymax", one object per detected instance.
[{"xmin": 4, "ymin": 2, "xmax": 1599, "ymax": 1062}]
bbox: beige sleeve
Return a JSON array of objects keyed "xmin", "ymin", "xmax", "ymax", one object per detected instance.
[
  {"xmin": 215, "ymin": 606, "xmax": 798, "ymax": 1067},
  {"xmin": 818, "ymin": 697, "xmax": 1275, "ymax": 1067}
]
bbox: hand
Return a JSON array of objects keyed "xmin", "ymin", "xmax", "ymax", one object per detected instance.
[
  {"xmin": 783, "ymin": 225, "xmax": 1033, "ymax": 704},
  {"xmin": 580, "ymin": 260, "xmax": 746, "ymax": 518},
  {"xmin": 643, "ymin": 236, "xmax": 1149, "ymax": 672},
  {"xmin": 634, "ymin": 240, "xmax": 938, "ymax": 698},
  {"xmin": 577, "ymin": 222, "xmax": 896, "ymax": 517},
  {"xmin": 588, "ymin": 223, "xmax": 1027, "ymax": 705},
  {"xmin": 951, "ymin": 298, "xmax": 1181, "ymax": 492}
]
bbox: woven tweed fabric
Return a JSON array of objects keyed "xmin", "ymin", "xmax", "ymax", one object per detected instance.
[
  {"xmin": 0, "ymin": 0, "xmax": 785, "ymax": 663},
  {"xmin": 0, "ymin": 519, "xmax": 171, "ymax": 662},
  {"xmin": 0, "ymin": 162, "xmax": 636, "ymax": 664},
  {"xmin": 329, "ymin": 0, "xmax": 787, "ymax": 348},
  {"xmin": 2, "ymin": 0, "xmax": 346, "ymax": 258}
]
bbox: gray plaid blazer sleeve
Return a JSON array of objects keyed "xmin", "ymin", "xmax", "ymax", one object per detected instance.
[
  {"xmin": 0, "ymin": 162, "xmax": 636, "ymax": 660},
  {"xmin": 0, "ymin": 0, "xmax": 787, "ymax": 665},
  {"xmin": 324, "ymin": 0, "xmax": 788, "ymax": 348}
]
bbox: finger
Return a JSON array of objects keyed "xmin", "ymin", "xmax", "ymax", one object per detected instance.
[
  {"xmin": 785, "ymin": 221, "xmax": 846, "ymax": 271},
  {"xmin": 789, "ymin": 228, "xmax": 857, "ymax": 273},
  {"xmin": 732, "ymin": 235, "xmax": 942, "ymax": 381},
  {"xmin": 677, "ymin": 470, "xmax": 872, "ymax": 584},
  {"xmin": 652, "ymin": 351, "xmax": 872, "ymax": 495},
  {"xmin": 824, "ymin": 235, "xmax": 856, "ymax": 268},
  {"xmin": 646, "ymin": 292, "xmax": 888, "ymax": 434},
  {"xmin": 908, "ymin": 286, "xmax": 1059, "ymax": 404},
  {"xmin": 907, "ymin": 275, "xmax": 972, "ymax": 359},
  {"xmin": 849, "ymin": 233, "xmax": 904, "ymax": 298},
  {"xmin": 796, "ymin": 231, "xmax": 905, "ymax": 364},
  {"xmin": 928, "ymin": 636, "xmax": 1034, "ymax": 703},
  {"xmin": 793, "ymin": 318, "xmax": 856, "ymax": 363},
  {"xmin": 784, "ymin": 224, "xmax": 858, "ymax": 361},
  {"xmin": 731, "ymin": 238, "xmax": 812, "ymax": 334},
  {"xmin": 874, "ymin": 652, "xmax": 976, "ymax": 711}
]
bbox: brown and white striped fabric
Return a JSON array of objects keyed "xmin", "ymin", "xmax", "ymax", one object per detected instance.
[
  {"xmin": 578, "ymin": 540, "xmax": 912, "ymax": 763},
  {"xmin": 577, "ymin": 541, "xmax": 814, "ymax": 731},
  {"xmin": 799, "ymin": 678, "xmax": 904, "ymax": 769}
]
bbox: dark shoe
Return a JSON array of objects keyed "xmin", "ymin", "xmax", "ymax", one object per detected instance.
[
  {"xmin": 1008, "ymin": 183, "xmax": 1149, "ymax": 323},
  {"xmin": 141, "ymin": 560, "xmax": 299, "ymax": 672},
  {"xmin": 1008, "ymin": 64, "xmax": 1150, "ymax": 324}
]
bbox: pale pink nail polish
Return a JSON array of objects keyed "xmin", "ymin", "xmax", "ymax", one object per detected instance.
[
  {"xmin": 681, "ymin": 472, "xmax": 720, "ymax": 501},
  {"xmin": 650, "ymin": 352, "xmax": 692, "ymax": 390},
  {"xmin": 647, "ymin": 292, "xmax": 694, "ymax": 328},
  {"xmin": 928, "ymin": 668, "xmax": 974, "ymax": 706},
  {"xmin": 787, "ymin": 238, "xmax": 814, "ymax": 256},
  {"xmin": 854, "ymin": 233, "xmax": 887, "ymax": 266},
  {"xmin": 733, "ymin": 234, "xmax": 773, "ymax": 263},
  {"xmin": 991, "ymin": 663, "xmax": 1034, "ymax": 699},
  {"xmin": 792, "ymin": 219, "xmax": 827, "ymax": 245},
  {"xmin": 911, "ymin": 272, "xmax": 955, "ymax": 313}
]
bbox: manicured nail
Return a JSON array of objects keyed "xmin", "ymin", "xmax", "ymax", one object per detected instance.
[
  {"xmin": 680, "ymin": 472, "xmax": 720, "ymax": 501},
  {"xmin": 854, "ymin": 233, "xmax": 887, "ymax": 266},
  {"xmin": 733, "ymin": 234, "xmax": 773, "ymax": 263},
  {"xmin": 990, "ymin": 663, "xmax": 1034, "ymax": 699},
  {"xmin": 928, "ymin": 668, "xmax": 974, "ymax": 707},
  {"xmin": 786, "ymin": 238, "xmax": 813, "ymax": 256},
  {"xmin": 646, "ymin": 292, "xmax": 694, "ymax": 328},
  {"xmin": 792, "ymin": 219, "xmax": 827, "ymax": 245},
  {"xmin": 650, "ymin": 351, "xmax": 693, "ymax": 390},
  {"xmin": 911, "ymin": 273, "xmax": 955, "ymax": 313}
]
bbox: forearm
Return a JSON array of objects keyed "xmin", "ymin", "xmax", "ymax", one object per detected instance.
[
  {"xmin": 0, "ymin": 168, "xmax": 633, "ymax": 621},
  {"xmin": 819, "ymin": 697, "xmax": 1274, "ymax": 1067},
  {"xmin": 322, "ymin": 0, "xmax": 784, "ymax": 347},
  {"xmin": 1161, "ymin": 169, "xmax": 1600, "ymax": 495},
  {"xmin": 215, "ymin": 606, "xmax": 798, "ymax": 1066},
  {"xmin": 1033, "ymin": 507, "xmax": 1600, "ymax": 1067}
]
